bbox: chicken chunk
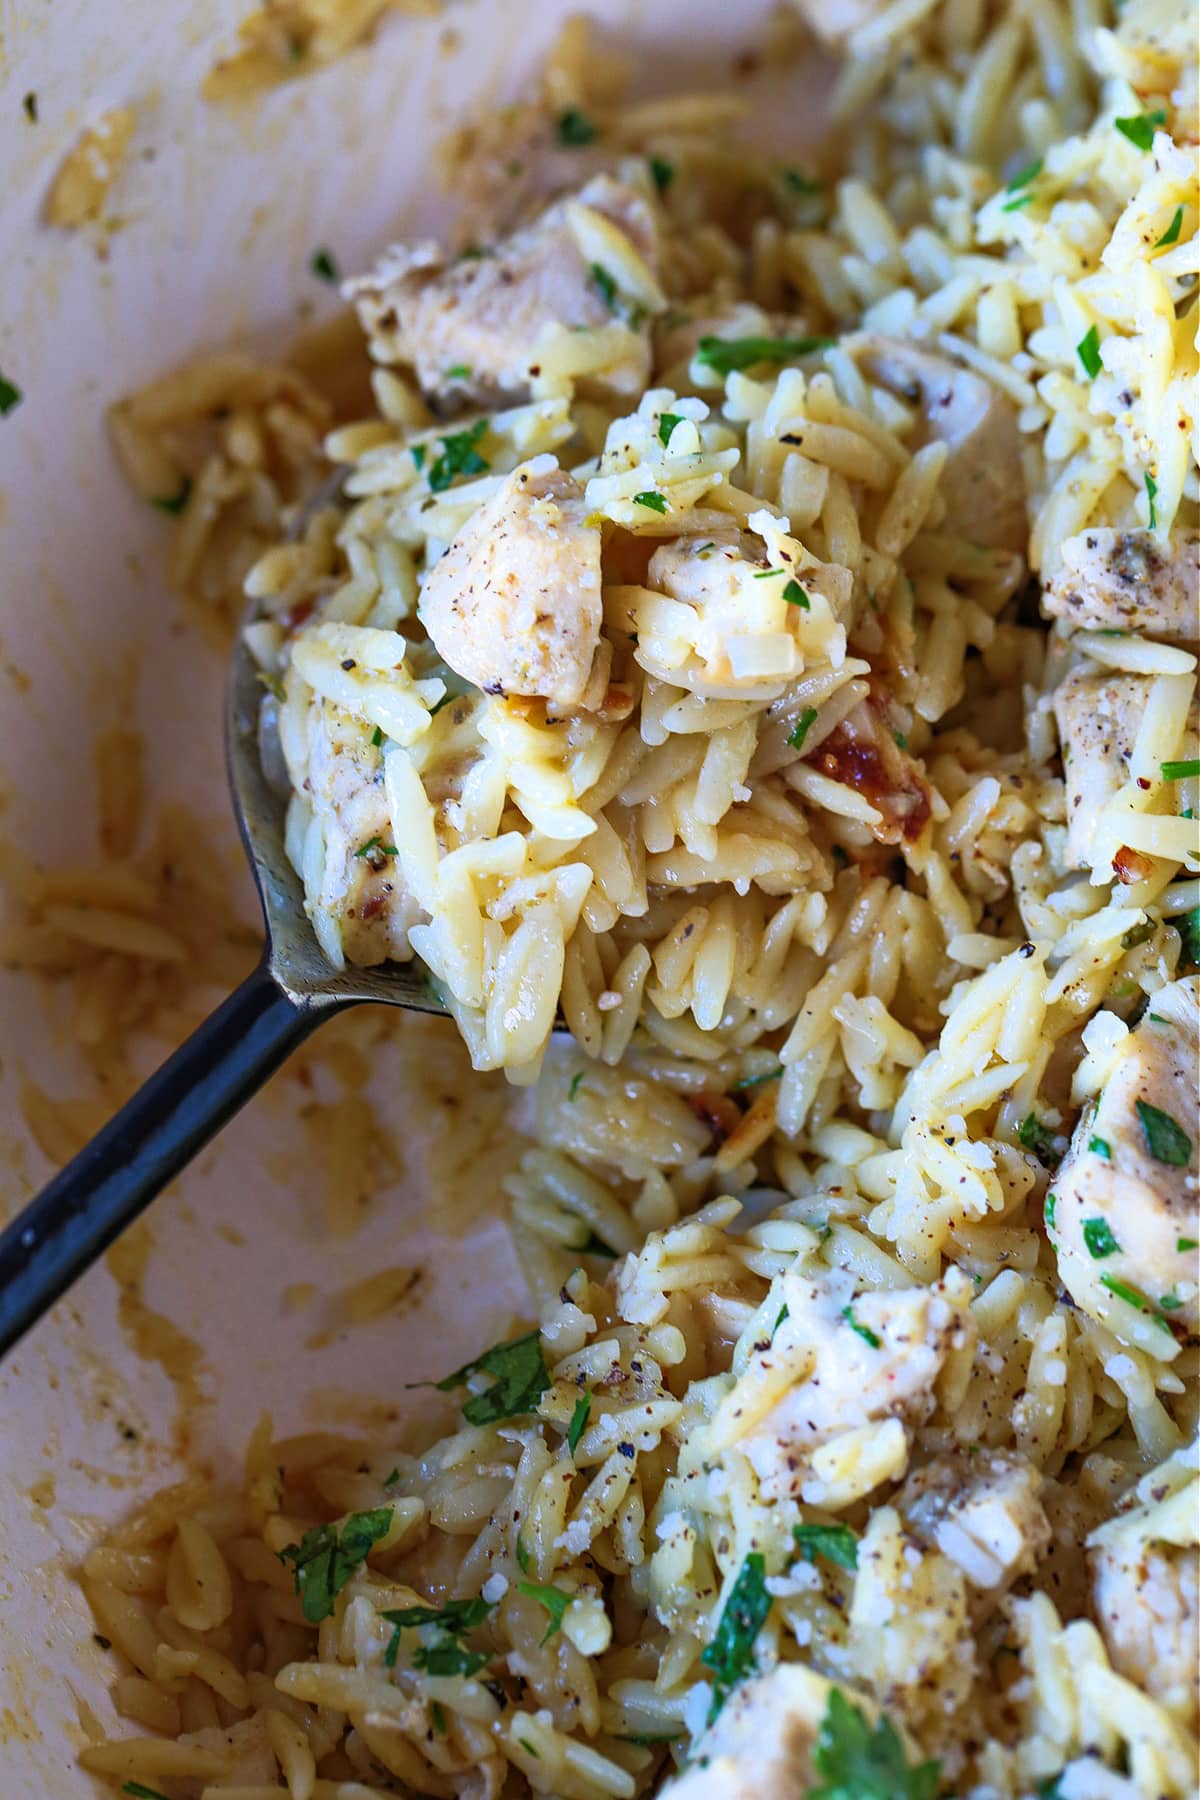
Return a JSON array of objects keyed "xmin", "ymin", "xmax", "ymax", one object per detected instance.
[
  {"xmin": 738, "ymin": 1268, "xmax": 973, "ymax": 1502},
  {"xmin": 898, "ymin": 1451, "xmax": 1051, "ymax": 1593},
  {"xmin": 854, "ymin": 336, "xmax": 1027, "ymax": 553},
  {"xmin": 1054, "ymin": 669, "xmax": 1150, "ymax": 871},
  {"xmin": 348, "ymin": 175, "xmax": 661, "ymax": 409},
  {"xmin": 666, "ymin": 1665, "xmax": 853, "ymax": 1800},
  {"xmin": 1045, "ymin": 529, "xmax": 1200, "ymax": 645},
  {"xmin": 1050, "ymin": 975, "xmax": 1199, "ymax": 1340},
  {"xmin": 419, "ymin": 459, "xmax": 604, "ymax": 707}
]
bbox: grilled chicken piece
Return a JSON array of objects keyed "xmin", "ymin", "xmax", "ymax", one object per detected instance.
[
  {"xmin": 348, "ymin": 175, "xmax": 660, "ymax": 408},
  {"xmin": 1050, "ymin": 975, "xmax": 1199, "ymax": 1338},
  {"xmin": 740, "ymin": 1271, "xmax": 971, "ymax": 1501},
  {"xmin": 1054, "ymin": 670, "xmax": 1149, "ymax": 871},
  {"xmin": 854, "ymin": 336, "xmax": 1027, "ymax": 553},
  {"xmin": 1045, "ymin": 529, "xmax": 1200, "ymax": 645},
  {"xmin": 419, "ymin": 459, "xmax": 604, "ymax": 707},
  {"xmin": 898, "ymin": 1450, "xmax": 1051, "ymax": 1593},
  {"xmin": 667, "ymin": 1666, "xmax": 868, "ymax": 1799}
]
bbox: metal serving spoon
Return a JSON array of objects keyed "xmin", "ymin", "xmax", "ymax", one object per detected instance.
[{"xmin": 0, "ymin": 520, "xmax": 448, "ymax": 1356}]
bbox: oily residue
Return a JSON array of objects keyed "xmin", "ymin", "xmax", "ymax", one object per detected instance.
[
  {"xmin": 105, "ymin": 1220, "xmax": 208, "ymax": 1452},
  {"xmin": 810, "ymin": 722, "xmax": 932, "ymax": 845}
]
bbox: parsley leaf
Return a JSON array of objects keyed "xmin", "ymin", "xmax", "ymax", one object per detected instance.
[
  {"xmin": 632, "ymin": 489, "xmax": 667, "ymax": 513},
  {"xmin": 411, "ymin": 442, "xmax": 426, "ymax": 471},
  {"xmin": 783, "ymin": 578, "xmax": 810, "ymax": 607},
  {"xmin": 1178, "ymin": 905, "xmax": 1200, "ymax": 967},
  {"xmin": 782, "ymin": 168, "xmax": 823, "ymax": 196},
  {"xmin": 279, "ymin": 1506, "xmax": 392, "ymax": 1623},
  {"xmin": 382, "ymin": 1596, "xmax": 492, "ymax": 1634},
  {"xmin": 1089, "ymin": 1135, "xmax": 1112, "ymax": 1160},
  {"xmin": 122, "ymin": 1786, "xmax": 173, "ymax": 1800},
  {"xmin": 428, "ymin": 420, "xmax": 489, "ymax": 494},
  {"xmin": 382, "ymin": 1595, "xmax": 494, "ymax": 1677},
  {"xmin": 1044, "ymin": 1191, "xmax": 1057, "ymax": 1229},
  {"xmin": 557, "ymin": 107, "xmax": 597, "ymax": 146},
  {"xmin": 696, "ymin": 334, "xmax": 835, "ymax": 376},
  {"xmin": 589, "ymin": 262, "xmax": 617, "ymax": 309},
  {"xmin": 1179, "ymin": 1236, "xmax": 1199, "ymax": 1252},
  {"xmin": 649, "ymin": 155, "xmax": 675, "ymax": 193},
  {"xmin": 732, "ymin": 1065, "xmax": 784, "ymax": 1091},
  {"xmin": 518, "ymin": 1580, "xmax": 574, "ymax": 1644},
  {"xmin": 445, "ymin": 362, "xmax": 472, "ymax": 380},
  {"xmin": 1018, "ymin": 1112, "xmax": 1059, "ymax": 1164},
  {"xmin": 354, "ymin": 835, "xmax": 398, "ymax": 860},
  {"xmin": 1155, "ymin": 205, "xmax": 1184, "ymax": 248},
  {"xmin": 1082, "ymin": 1216, "xmax": 1121, "ymax": 1259},
  {"xmin": 1100, "ymin": 1272, "xmax": 1175, "ymax": 1331},
  {"xmin": 1162, "ymin": 758, "xmax": 1200, "ymax": 780},
  {"xmin": 1005, "ymin": 155, "xmax": 1043, "ymax": 192},
  {"xmin": 788, "ymin": 706, "xmax": 818, "ymax": 752},
  {"xmin": 842, "ymin": 1305, "xmax": 882, "ymax": 1349},
  {"xmin": 432, "ymin": 1328, "xmax": 551, "ymax": 1426},
  {"xmin": 1145, "ymin": 471, "xmax": 1158, "ymax": 529},
  {"xmin": 1076, "ymin": 325, "xmax": 1102, "ymax": 379},
  {"xmin": 1115, "ymin": 109, "xmax": 1166, "ymax": 152},
  {"xmin": 794, "ymin": 1522, "xmax": 859, "ymax": 1570},
  {"xmin": 0, "ymin": 370, "xmax": 23, "ymax": 417},
  {"xmin": 811, "ymin": 1689, "xmax": 942, "ymax": 1800},
  {"xmin": 701, "ymin": 1552, "xmax": 772, "ymax": 1721},
  {"xmin": 566, "ymin": 1393, "xmax": 591, "ymax": 1457},
  {"xmin": 516, "ymin": 1535, "xmax": 532, "ymax": 1573},
  {"xmin": 658, "ymin": 411, "xmax": 684, "ymax": 446},
  {"xmin": 1135, "ymin": 1100, "xmax": 1191, "ymax": 1166},
  {"xmin": 151, "ymin": 477, "xmax": 192, "ymax": 515},
  {"xmin": 415, "ymin": 1639, "xmax": 490, "ymax": 1677},
  {"xmin": 310, "ymin": 246, "xmax": 339, "ymax": 283}
]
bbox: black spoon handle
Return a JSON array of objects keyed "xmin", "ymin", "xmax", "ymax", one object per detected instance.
[{"xmin": 0, "ymin": 957, "xmax": 337, "ymax": 1358}]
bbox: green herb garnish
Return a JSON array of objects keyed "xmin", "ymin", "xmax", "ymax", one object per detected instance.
[
  {"xmin": 430, "ymin": 1328, "xmax": 551, "ymax": 1426},
  {"xmin": 1083, "ymin": 1217, "xmax": 1121, "ymax": 1259},
  {"xmin": 1155, "ymin": 206, "xmax": 1184, "ymax": 248},
  {"xmin": 783, "ymin": 578, "xmax": 810, "ymax": 607},
  {"xmin": 151, "ymin": 477, "xmax": 192, "ymax": 515},
  {"xmin": 1160, "ymin": 1292, "xmax": 1183, "ymax": 1310},
  {"xmin": 695, "ymin": 334, "xmax": 835, "ymax": 376},
  {"xmin": 1089, "ymin": 1136, "xmax": 1111, "ymax": 1160},
  {"xmin": 567, "ymin": 1070, "xmax": 586, "ymax": 1100},
  {"xmin": 557, "ymin": 107, "xmax": 597, "ymax": 145},
  {"xmin": 1145, "ymin": 471, "xmax": 1158, "ymax": 528},
  {"xmin": 632, "ymin": 489, "xmax": 667, "ymax": 513},
  {"xmin": 701, "ymin": 1552, "xmax": 772, "ymax": 1722},
  {"xmin": 279, "ymin": 1506, "xmax": 392, "ymax": 1623},
  {"xmin": 382, "ymin": 1595, "xmax": 495, "ymax": 1678},
  {"xmin": 1135, "ymin": 1100, "xmax": 1191, "ymax": 1166},
  {"xmin": 589, "ymin": 262, "xmax": 617, "ymax": 309},
  {"xmin": 842, "ymin": 1305, "xmax": 882, "ymax": 1349},
  {"xmin": 411, "ymin": 443, "xmax": 426, "ymax": 471},
  {"xmin": 794, "ymin": 1522, "xmax": 859, "ymax": 1570},
  {"xmin": 0, "ymin": 371, "xmax": 22, "ymax": 416},
  {"xmin": 310, "ymin": 246, "xmax": 339, "ymax": 283},
  {"xmin": 1121, "ymin": 920, "xmax": 1155, "ymax": 949},
  {"xmin": 354, "ymin": 835, "xmax": 398, "ymax": 860},
  {"xmin": 1018, "ymin": 1112, "xmax": 1058, "ymax": 1163},
  {"xmin": 431, "ymin": 1701, "xmax": 447, "ymax": 1735},
  {"xmin": 1178, "ymin": 906, "xmax": 1200, "ymax": 966},
  {"xmin": 1001, "ymin": 190, "xmax": 1036, "ymax": 212},
  {"xmin": 782, "ymin": 168, "xmax": 823, "ymax": 195},
  {"xmin": 428, "ymin": 420, "xmax": 489, "ymax": 494},
  {"xmin": 1115, "ymin": 109, "xmax": 1166, "ymax": 152},
  {"xmin": 516, "ymin": 1535, "xmax": 532, "ymax": 1573},
  {"xmin": 122, "ymin": 1786, "xmax": 172, "ymax": 1800},
  {"xmin": 371, "ymin": 726, "xmax": 384, "ymax": 746},
  {"xmin": 1076, "ymin": 325, "xmax": 1102, "ymax": 379},
  {"xmin": 658, "ymin": 411, "xmax": 684, "ymax": 446},
  {"xmin": 788, "ymin": 706, "xmax": 818, "ymax": 752},
  {"xmin": 414, "ymin": 1639, "xmax": 491, "ymax": 1677},
  {"xmin": 649, "ymin": 155, "xmax": 675, "ymax": 193},
  {"xmin": 1005, "ymin": 156, "xmax": 1043, "ymax": 192},
  {"xmin": 1162, "ymin": 758, "xmax": 1200, "ymax": 780},
  {"xmin": 1178, "ymin": 1236, "xmax": 1198, "ymax": 1252},
  {"xmin": 518, "ymin": 1580, "xmax": 574, "ymax": 1645},
  {"xmin": 1100, "ymin": 1273, "xmax": 1174, "ymax": 1330},
  {"xmin": 1044, "ymin": 1191, "xmax": 1057, "ymax": 1228},
  {"xmin": 811, "ymin": 1689, "xmax": 942, "ymax": 1800},
  {"xmin": 445, "ymin": 362, "xmax": 472, "ymax": 380},
  {"xmin": 566, "ymin": 1393, "xmax": 591, "ymax": 1456},
  {"xmin": 732, "ymin": 1066, "xmax": 784, "ymax": 1091}
]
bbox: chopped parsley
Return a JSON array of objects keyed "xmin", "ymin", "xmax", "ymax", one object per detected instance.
[
  {"xmin": 811, "ymin": 1689, "xmax": 942, "ymax": 1800},
  {"xmin": 431, "ymin": 1328, "xmax": 551, "ymax": 1426},
  {"xmin": 1082, "ymin": 1217, "xmax": 1121, "ymax": 1259},
  {"xmin": 1160, "ymin": 1292, "xmax": 1184, "ymax": 1310},
  {"xmin": 1018, "ymin": 1112, "xmax": 1058, "ymax": 1163},
  {"xmin": 1044, "ymin": 1191, "xmax": 1057, "ymax": 1228},
  {"xmin": 122, "ymin": 1787, "xmax": 172, "ymax": 1800},
  {"xmin": 383, "ymin": 1466, "xmax": 402, "ymax": 1487},
  {"xmin": 557, "ymin": 107, "xmax": 597, "ymax": 146},
  {"xmin": 649, "ymin": 155, "xmax": 675, "ymax": 193},
  {"xmin": 1088, "ymin": 1135, "xmax": 1112, "ymax": 1160},
  {"xmin": 309, "ymin": 246, "xmax": 339, "ymax": 283},
  {"xmin": 151, "ymin": 477, "xmax": 192, "ymax": 515},
  {"xmin": 783, "ymin": 578, "xmax": 810, "ymax": 607},
  {"xmin": 696, "ymin": 333, "xmax": 835, "ymax": 376},
  {"xmin": 566, "ymin": 1393, "xmax": 591, "ymax": 1457},
  {"xmin": 1001, "ymin": 190, "xmax": 1036, "ymax": 213},
  {"xmin": 773, "ymin": 1303, "xmax": 790, "ymax": 1336},
  {"xmin": 1145, "ymin": 471, "xmax": 1158, "ymax": 529},
  {"xmin": 1100, "ymin": 1273, "xmax": 1175, "ymax": 1330},
  {"xmin": 589, "ymin": 262, "xmax": 618, "ymax": 309},
  {"xmin": 1178, "ymin": 1236, "xmax": 1199, "ymax": 1252},
  {"xmin": 782, "ymin": 168, "xmax": 823, "ymax": 195},
  {"xmin": 1162, "ymin": 758, "xmax": 1200, "ymax": 780},
  {"xmin": 794, "ymin": 1522, "xmax": 859, "ymax": 1570},
  {"xmin": 1035, "ymin": 1780, "xmax": 1065, "ymax": 1800},
  {"xmin": 732, "ymin": 1065, "xmax": 784, "ymax": 1091},
  {"xmin": 701, "ymin": 1552, "xmax": 772, "ymax": 1722},
  {"xmin": 518, "ymin": 1736, "xmax": 540, "ymax": 1757},
  {"xmin": 658, "ymin": 411, "xmax": 684, "ymax": 446},
  {"xmin": 788, "ymin": 706, "xmax": 818, "ymax": 752},
  {"xmin": 1005, "ymin": 156, "xmax": 1043, "ymax": 192},
  {"xmin": 1115, "ymin": 109, "xmax": 1166, "ymax": 152},
  {"xmin": 1121, "ymin": 919, "xmax": 1155, "ymax": 949},
  {"xmin": 842, "ymin": 1305, "xmax": 882, "ymax": 1349},
  {"xmin": 632, "ymin": 489, "xmax": 668, "ymax": 513},
  {"xmin": 893, "ymin": 731, "xmax": 908, "ymax": 750},
  {"xmin": 515, "ymin": 1535, "xmax": 532, "ymax": 1573},
  {"xmin": 428, "ymin": 420, "xmax": 489, "ymax": 494},
  {"xmin": 445, "ymin": 362, "xmax": 472, "ymax": 380},
  {"xmin": 1076, "ymin": 325, "xmax": 1102, "ymax": 379},
  {"xmin": 1155, "ymin": 206, "xmax": 1184, "ymax": 248},
  {"xmin": 1135, "ymin": 1100, "xmax": 1191, "ymax": 1166},
  {"xmin": 431, "ymin": 1701, "xmax": 447, "ymax": 1735},
  {"xmin": 411, "ymin": 442, "xmax": 426, "ymax": 471},
  {"xmin": 1178, "ymin": 905, "xmax": 1200, "ymax": 966},
  {"xmin": 382, "ymin": 1595, "xmax": 494, "ymax": 1678},
  {"xmin": 518, "ymin": 1580, "xmax": 574, "ymax": 1644},
  {"xmin": 354, "ymin": 835, "xmax": 398, "ymax": 860},
  {"xmin": 371, "ymin": 725, "xmax": 384, "ymax": 747},
  {"xmin": 567, "ymin": 1070, "xmax": 586, "ymax": 1100},
  {"xmin": 279, "ymin": 1506, "xmax": 392, "ymax": 1623}
]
